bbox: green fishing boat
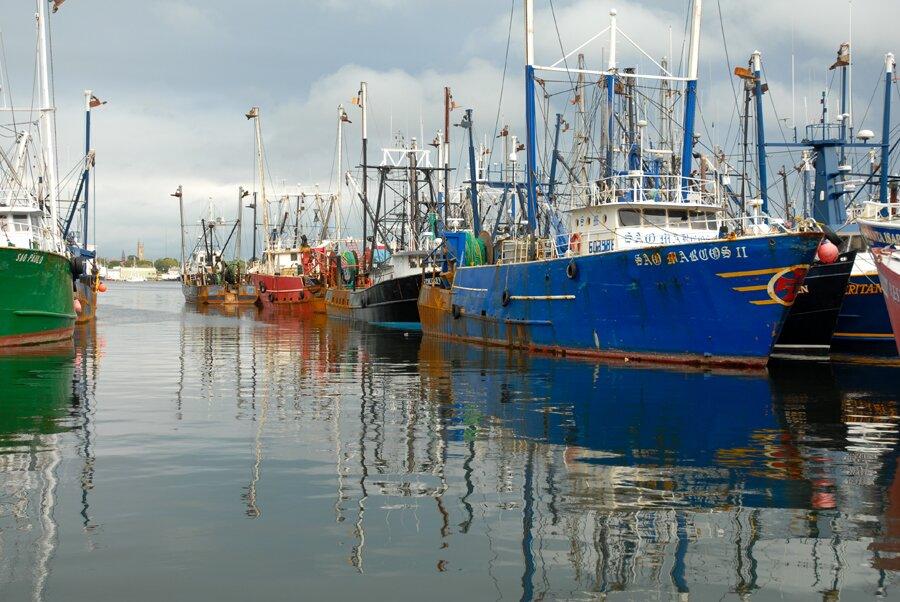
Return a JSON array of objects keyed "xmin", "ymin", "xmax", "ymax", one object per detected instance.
[
  {"xmin": 0, "ymin": 246, "xmax": 76, "ymax": 346},
  {"xmin": 0, "ymin": 1, "xmax": 76, "ymax": 348}
]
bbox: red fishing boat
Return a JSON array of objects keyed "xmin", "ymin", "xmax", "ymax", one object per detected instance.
[
  {"xmin": 251, "ymin": 242, "xmax": 326, "ymax": 313},
  {"xmin": 245, "ymin": 105, "xmax": 347, "ymax": 315}
]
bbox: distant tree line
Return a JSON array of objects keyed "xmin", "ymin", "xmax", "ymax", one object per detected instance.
[{"xmin": 98, "ymin": 257, "xmax": 181, "ymax": 271}]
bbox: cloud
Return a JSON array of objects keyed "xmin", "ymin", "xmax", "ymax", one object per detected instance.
[{"xmin": 2, "ymin": 0, "xmax": 898, "ymax": 258}]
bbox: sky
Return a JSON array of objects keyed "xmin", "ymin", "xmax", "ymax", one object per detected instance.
[{"xmin": 1, "ymin": 0, "xmax": 898, "ymax": 259}]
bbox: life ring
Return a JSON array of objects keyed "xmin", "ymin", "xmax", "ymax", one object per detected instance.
[
  {"xmin": 569, "ymin": 232, "xmax": 582, "ymax": 254},
  {"xmin": 258, "ymin": 282, "xmax": 267, "ymax": 293},
  {"xmin": 566, "ymin": 259, "xmax": 578, "ymax": 280},
  {"xmin": 501, "ymin": 289, "xmax": 511, "ymax": 307},
  {"xmin": 452, "ymin": 304, "xmax": 462, "ymax": 319},
  {"xmin": 268, "ymin": 292, "xmax": 276, "ymax": 303}
]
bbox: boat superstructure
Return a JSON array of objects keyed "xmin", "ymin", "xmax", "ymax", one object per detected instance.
[{"xmin": 325, "ymin": 88, "xmax": 442, "ymax": 326}]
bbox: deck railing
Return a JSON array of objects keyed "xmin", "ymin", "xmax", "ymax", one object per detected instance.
[{"xmin": 558, "ymin": 173, "xmax": 722, "ymax": 211}]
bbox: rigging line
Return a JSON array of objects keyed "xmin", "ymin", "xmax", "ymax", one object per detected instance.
[
  {"xmin": 487, "ymin": 0, "xmax": 515, "ymax": 164},
  {"xmin": 761, "ymin": 64, "xmax": 798, "ymax": 172},
  {"xmin": 547, "ymin": 0, "xmax": 576, "ymax": 92},
  {"xmin": 715, "ymin": 0, "xmax": 741, "ymax": 154},
  {"xmin": 46, "ymin": 2, "xmax": 61, "ymax": 210},
  {"xmin": 677, "ymin": 0, "xmax": 691, "ymax": 78},
  {"xmin": 854, "ymin": 70, "xmax": 882, "ymax": 135}
]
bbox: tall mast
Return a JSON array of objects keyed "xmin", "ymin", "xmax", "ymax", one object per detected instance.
[
  {"xmin": 605, "ymin": 9, "xmax": 617, "ymax": 178},
  {"xmin": 172, "ymin": 185, "xmax": 185, "ymax": 277},
  {"xmin": 523, "ymin": 0, "xmax": 539, "ymax": 233},
  {"xmin": 247, "ymin": 107, "xmax": 269, "ymax": 267},
  {"xmin": 679, "ymin": 0, "xmax": 703, "ymax": 192},
  {"xmin": 881, "ymin": 52, "xmax": 895, "ymax": 204},
  {"xmin": 752, "ymin": 51, "xmax": 768, "ymax": 213},
  {"xmin": 37, "ymin": 0, "xmax": 60, "ymax": 248},
  {"xmin": 82, "ymin": 90, "xmax": 92, "ymax": 248},
  {"xmin": 336, "ymin": 104, "xmax": 345, "ymax": 239},
  {"xmin": 360, "ymin": 82, "xmax": 369, "ymax": 271},
  {"xmin": 443, "ymin": 86, "xmax": 451, "ymax": 225},
  {"xmin": 236, "ymin": 186, "xmax": 244, "ymax": 269}
]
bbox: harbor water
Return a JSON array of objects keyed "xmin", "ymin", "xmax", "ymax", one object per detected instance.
[{"xmin": 2, "ymin": 282, "xmax": 900, "ymax": 600}]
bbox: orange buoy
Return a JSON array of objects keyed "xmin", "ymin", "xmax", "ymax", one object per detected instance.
[
  {"xmin": 816, "ymin": 239, "xmax": 839, "ymax": 264},
  {"xmin": 98, "ymin": 282, "xmax": 108, "ymax": 293}
]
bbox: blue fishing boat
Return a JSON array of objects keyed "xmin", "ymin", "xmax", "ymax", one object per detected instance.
[{"xmin": 420, "ymin": 2, "xmax": 821, "ymax": 368}]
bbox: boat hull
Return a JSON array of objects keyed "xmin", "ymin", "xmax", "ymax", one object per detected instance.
[
  {"xmin": 0, "ymin": 247, "xmax": 76, "ymax": 347},
  {"xmin": 771, "ymin": 252, "xmax": 856, "ymax": 360},
  {"xmin": 830, "ymin": 270, "xmax": 897, "ymax": 358},
  {"xmin": 325, "ymin": 273, "xmax": 422, "ymax": 325},
  {"xmin": 74, "ymin": 275, "xmax": 98, "ymax": 324},
  {"xmin": 873, "ymin": 249, "xmax": 900, "ymax": 355},
  {"xmin": 251, "ymin": 273, "xmax": 324, "ymax": 313},
  {"xmin": 419, "ymin": 233, "xmax": 822, "ymax": 368},
  {"xmin": 182, "ymin": 282, "xmax": 257, "ymax": 305}
]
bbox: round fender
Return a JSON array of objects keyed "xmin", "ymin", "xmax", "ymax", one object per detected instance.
[
  {"xmin": 258, "ymin": 282, "xmax": 267, "ymax": 293},
  {"xmin": 501, "ymin": 289, "xmax": 511, "ymax": 307},
  {"xmin": 566, "ymin": 260, "xmax": 578, "ymax": 279},
  {"xmin": 452, "ymin": 304, "xmax": 462, "ymax": 319}
]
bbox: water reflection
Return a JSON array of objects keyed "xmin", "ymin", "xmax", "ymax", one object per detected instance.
[
  {"xmin": 0, "ymin": 325, "xmax": 101, "ymax": 601},
  {"xmin": 415, "ymin": 343, "xmax": 900, "ymax": 599},
  {"xmin": 171, "ymin": 299, "xmax": 900, "ymax": 598},
  {"xmin": 5, "ymin": 285, "xmax": 897, "ymax": 600}
]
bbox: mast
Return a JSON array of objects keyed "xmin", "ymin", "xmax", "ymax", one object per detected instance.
[
  {"xmin": 575, "ymin": 53, "xmax": 587, "ymax": 190},
  {"xmin": 37, "ymin": 0, "xmax": 60, "ymax": 248},
  {"xmin": 172, "ymin": 185, "xmax": 185, "ymax": 277},
  {"xmin": 82, "ymin": 90, "xmax": 92, "ymax": 248},
  {"xmin": 680, "ymin": 0, "xmax": 703, "ymax": 192},
  {"xmin": 881, "ymin": 52, "xmax": 895, "ymax": 204},
  {"xmin": 752, "ymin": 51, "xmax": 769, "ymax": 213},
  {"xmin": 337, "ymin": 105, "xmax": 345, "ymax": 239},
  {"xmin": 246, "ymin": 107, "xmax": 268, "ymax": 268},
  {"xmin": 444, "ymin": 86, "xmax": 451, "ymax": 224},
  {"xmin": 605, "ymin": 9, "xmax": 617, "ymax": 178},
  {"xmin": 547, "ymin": 113, "xmax": 563, "ymax": 235},
  {"xmin": 464, "ymin": 110, "xmax": 481, "ymax": 234},
  {"xmin": 236, "ymin": 186, "xmax": 245, "ymax": 272},
  {"xmin": 523, "ymin": 0, "xmax": 539, "ymax": 233},
  {"xmin": 360, "ymin": 82, "xmax": 369, "ymax": 272}
]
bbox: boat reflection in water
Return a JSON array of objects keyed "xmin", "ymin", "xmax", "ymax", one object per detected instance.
[
  {"xmin": 410, "ymin": 339, "xmax": 900, "ymax": 599},
  {"xmin": 0, "ymin": 327, "xmax": 101, "ymax": 601}
]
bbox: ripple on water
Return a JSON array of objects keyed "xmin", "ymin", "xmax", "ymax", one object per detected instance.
[{"xmin": 0, "ymin": 283, "xmax": 898, "ymax": 600}]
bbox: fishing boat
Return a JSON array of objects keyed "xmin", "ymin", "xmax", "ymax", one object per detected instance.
[
  {"xmin": 175, "ymin": 189, "xmax": 257, "ymax": 305},
  {"xmin": 758, "ymin": 46, "xmax": 898, "ymax": 359},
  {"xmin": 325, "ymin": 85, "xmax": 441, "ymax": 326},
  {"xmin": 0, "ymin": 1, "xmax": 77, "ymax": 347},
  {"xmin": 246, "ymin": 106, "xmax": 342, "ymax": 314},
  {"xmin": 419, "ymin": 3, "xmax": 822, "ymax": 368}
]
